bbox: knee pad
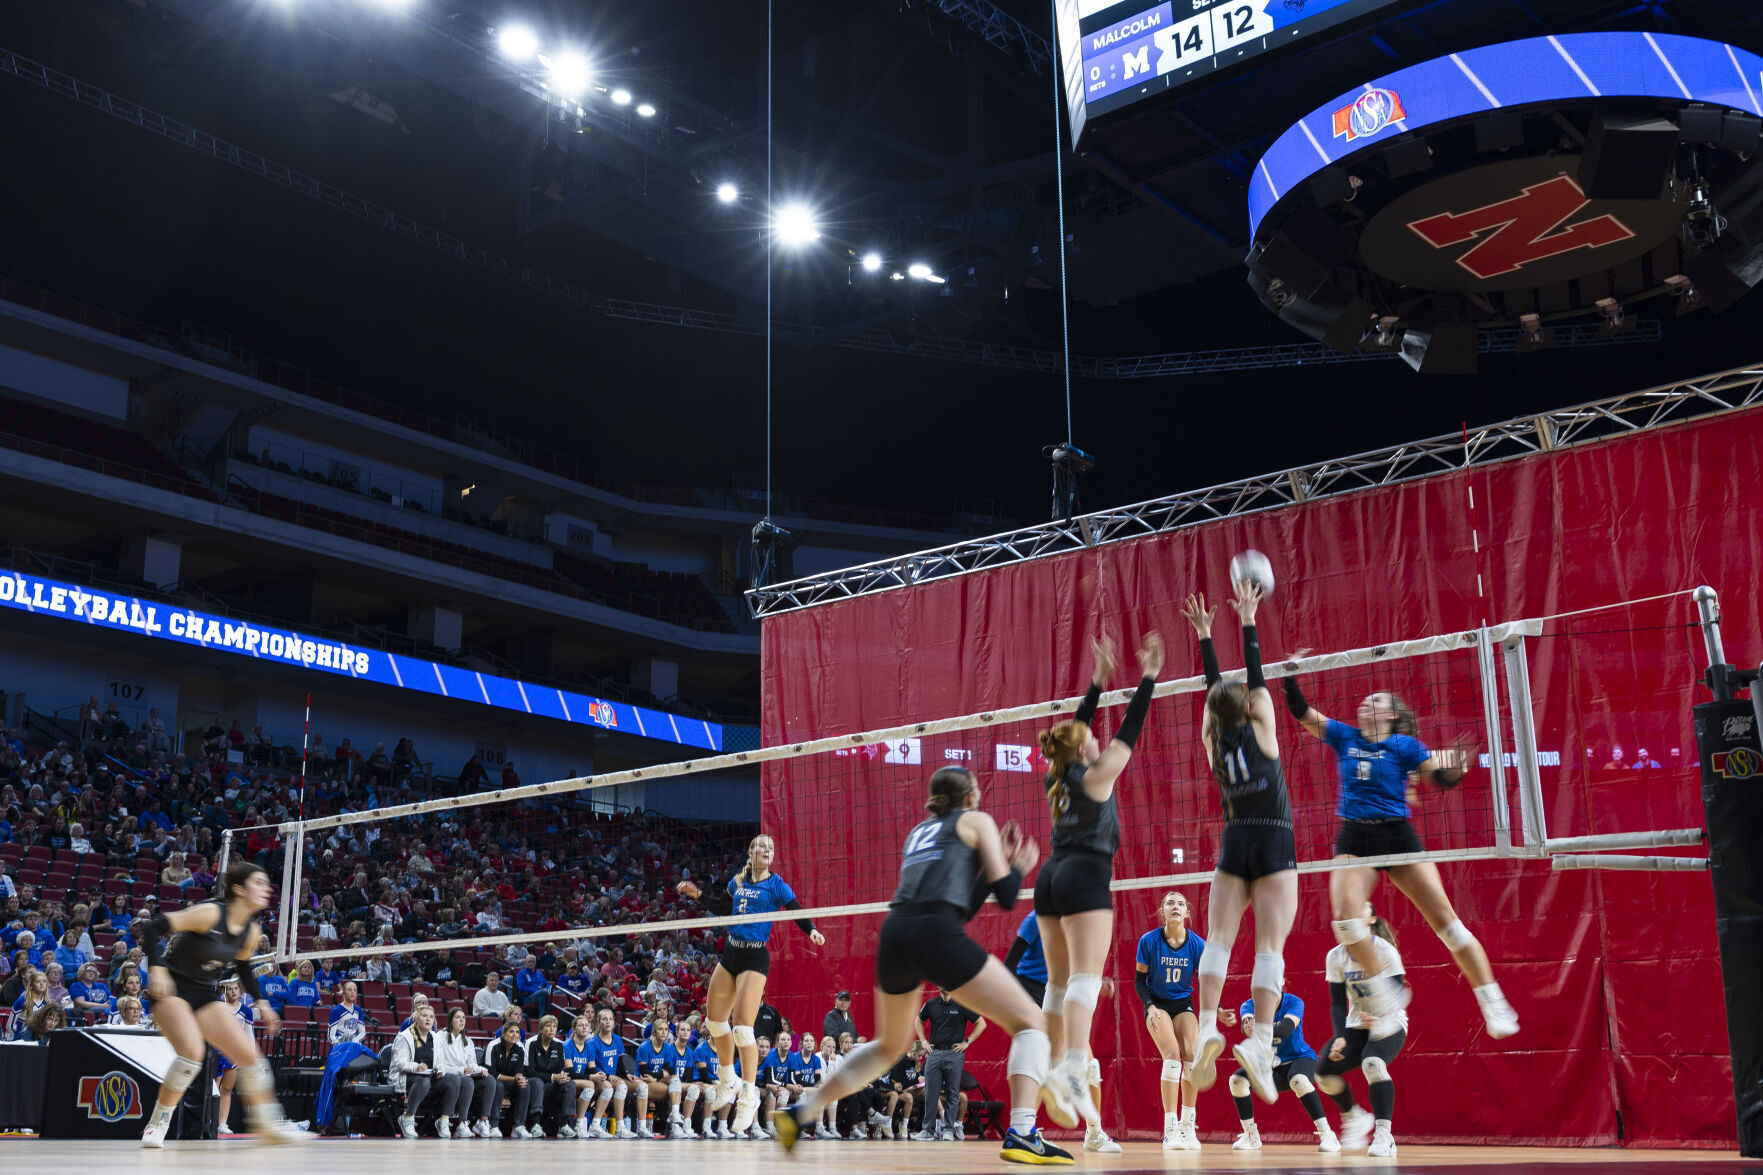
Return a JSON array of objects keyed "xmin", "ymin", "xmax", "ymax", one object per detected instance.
[
  {"xmin": 1332, "ymin": 918, "xmax": 1369, "ymax": 946},
  {"xmin": 1316, "ymin": 1073, "xmax": 1346, "ymax": 1096},
  {"xmin": 1064, "ymin": 973, "xmax": 1103, "ymax": 1013},
  {"xmin": 1160, "ymin": 1058, "xmax": 1183, "ymax": 1083},
  {"xmin": 614, "ymin": 1083, "xmax": 628, "ymax": 1099},
  {"xmin": 1198, "ymin": 939, "xmax": 1230, "ymax": 983},
  {"xmin": 705, "ymin": 1018, "xmax": 732, "ymax": 1038},
  {"xmin": 1251, "ymin": 951, "xmax": 1284, "ymax": 994},
  {"xmin": 731, "ymin": 1025, "xmax": 756, "ymax": 1048},
  {"xmin": 1361, "ymin": 1056, "xmax": 1390, "ymax": 1084},
  {"xmin": 1006, "ymin": 1028, "xmax": 1050, "ymax": 1083},
  {"xmin": 683, "ymin": 1085, "xmax": 700, "ymax": 1101},
  {"xmin": 1228, "ymin": 1073, "xmax": 1251, "ymax": 1097},
  {"xmin": 1437, "ymin": 919, "xmax": 1477, "ymax": 952},
  {"xmin": 667, "ymin": 1076, "xmax": 681, "ymax": 1094},
  {"xmin": 1086, "ymin": 1056, "xmax": 1101, "ymax": 1086},
  {"xmin": 238, "ymin": 1059, "xmax": 274, "ymax": 1097},
  {"xmin": 161, "ymin": 1055, "xmax": 203, "ymax": 1098},
  {"xmin": 1288, "ymin": 1074, "xmax": 1315, "ymax": 1098},
  {"xmin": 1041, "ymin": 983, "xmax": 1065, "ymax": 1016}
]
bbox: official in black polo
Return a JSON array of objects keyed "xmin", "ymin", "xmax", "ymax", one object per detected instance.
[{"xmin": 915, "ymin": 988, "xmax": 985, "ymax": 1140}]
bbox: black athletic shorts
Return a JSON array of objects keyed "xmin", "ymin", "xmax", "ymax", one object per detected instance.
[
  {"xmin": 1016, "ymin": 974, "xmax": 1047, "ymax": 1007},
  {"xmin": 1218, "ymin": 821, "xmax": 1297, "ymax": 883},
  {"xmin": 1334, "ymin": 818, "xmax": 1424, "ymax": 868},
  {"xmin": 1231, "ymin": 1054, "xmax": 1317, "ymax": 1094},
  {"xmin": 1032, "ymin": 848, "xmax": 1114, "ymax": 917},
  {"xmin": 1315, "ymin": 1026, "xmax": 1405, "ymax": 1075},
  {"xmin": 1144, "ymin": 994, "xmax": 1194, "ymax": 1021},
  {"xmin": 720, "ymin": 939, "xmax": 771, "ymax": 977},
  {"xmin": 169, "ymin": 973, "xmax": 223, "ymax": 1013},
  {"xmin": 875, "ymin": 903, "xmax": 989, "ymax": 996}
]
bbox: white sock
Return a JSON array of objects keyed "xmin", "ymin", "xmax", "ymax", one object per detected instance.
[
  {"xmin": 1376, "ymin": 1118, "xmax": 1392, "ymax": 1130},
  {"xmin": 1254, "ymin": 1021, "xmax": 1274, "ymax": 1050},
  {"xmin": 1164, "ymin": 1111, "xmax": 1179, "ymax": 1132},
  {"xmin": 1239, "ymin": 1118, "xmax": 1255, "ymax": 1129},
  {"xmin": 1009, "ymin": 1108, "xmax": 1036, "ymax": 1134},
  {"xmin": 1063, "ymin": 1049, "xmax": 1087, "ymax": 1069},
  {"xmin": 1314, "ymin": 1117, "xmax": 1330, "ymax": 1131},
  {"xmin": 1474, "ymin": 982, "xmax": 1506, "ymax": 1003},
  {"xmin": 1198, "ymin": 1008, "xmax": 1218, "ymax": 1036},
  {"xmin": 1181, "ymin": 1105, "xmax": 1196, "ymax": 1124}
]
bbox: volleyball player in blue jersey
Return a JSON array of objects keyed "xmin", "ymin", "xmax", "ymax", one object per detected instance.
[
  {"xmin": 678, "ymin": 834, "xmax": 825, "ymax": 1135},
  {"xmin": 1133, "ymin": 892, "xmax": 1204, "ymax": 1151},
  {"xmin": 1225, "ymin": 985, "xmax": 1338, "ymax": 1153},
  {"xmin": 1283, "ymin": 658, "xmax": 1519, "ymax": 1039}
]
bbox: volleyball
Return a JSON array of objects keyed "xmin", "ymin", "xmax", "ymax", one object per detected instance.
[{"xmin": 1229, "ymin": 549, "xmax": 1275, "ymax": 595}]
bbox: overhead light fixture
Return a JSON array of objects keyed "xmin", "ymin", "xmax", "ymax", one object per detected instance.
[
  {"xmin": 861, "ymin": 252, "xmax": 882, "ymax": 272},
  {"xmin": 496, "ymin": 25, "xmax": 539, "ymax": 62},
  {"xmin": 774, "ymin": 204, "xmax": 820, "ymax": 246},
  {"xmin": 636, "ymin": 102, "xmax": 656, "ymax": 118},
  {"xmin": 610, "ymin": 89, "xmax": 633, "ymax": 106},
  {"xmin": 715, "ymin": 183, "xmax": 739, "ymax": 204},
  {"xmin": 907, "ymin": 263, "xmax": 932, "ymax": 279},
  {"xmin": 550, "ymin": 51, "xmax": 591, "ymax": 98}
]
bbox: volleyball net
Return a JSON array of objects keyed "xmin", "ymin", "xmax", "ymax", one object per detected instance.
[{"xmin": 266, "ymin": 590, "xmax": 1711, "ymax": 970}]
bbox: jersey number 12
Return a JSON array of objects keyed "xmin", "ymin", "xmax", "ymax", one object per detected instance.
[{"xmin": 903, "ymin": 823, "xmax": 940, "ymax": 857}]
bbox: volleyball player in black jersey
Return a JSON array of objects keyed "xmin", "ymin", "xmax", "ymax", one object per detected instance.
[
  {"xmin": 1181, "ymin": 580, "xmax": 1297, "ymax": 1107},
  {"xmin": 1034, "ymin": 630, "xmax": 1163, "ymax": 1127},
  {"xmin": 135, "ymin": 861, "xmax": 308, "ymax": 1147},
  {"xmin": 775, "ymin": 767, "xmax": 1072, "ymax": 1165}
]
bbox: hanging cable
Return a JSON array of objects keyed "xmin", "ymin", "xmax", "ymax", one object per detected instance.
[
  {"xmin": 765, "ymin": 0, "xmax": 775, "ymax": 518},
  {"xmin": 1051, "ymin": 5, "xmax": 1073, "ymax": 447}
]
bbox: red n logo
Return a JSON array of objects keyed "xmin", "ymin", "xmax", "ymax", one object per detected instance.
[{"xmin": 1407, "ymin": 175, "xmax": 1636, "ymax": 280}]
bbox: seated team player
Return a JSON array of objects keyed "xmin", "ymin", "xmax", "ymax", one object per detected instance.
[
  {"xmin": 1316, "ymin": 903, "xmax": 1408, "ymax": 1159},
  {"xmin": 756, "ymin": 1034, "xmax": 791, "ymax": 1137},
  {"xmin": 561, "ymin": 1013, "xmax": 600, "ymax": 1138},
  {"xmin": 635, "ymin": 1018, "xmax": 681, "ymax": 1138},
  {"xmin": 1224, "ymin": 986, "xmax": 1339, "ymax": 1153},
  {"xmin": 689, "ymin": 1026, "xmax": 733, "ymax": 1138},
  {"xmin": 135, "ymin": 861, "xmax": 307, "ymax": 1147},
  {"xmin": 662, "ymin": 1020, "xmax": 705, "ymax": 1138},
  {"xmin": 585, "ymin": 1006, "xmax": 634, "ymax": 1139}
]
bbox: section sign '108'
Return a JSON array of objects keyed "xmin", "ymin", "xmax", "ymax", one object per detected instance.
[{"xmin": 1070, "ymin": 0, "xmax": 1402, "ymax": 118}]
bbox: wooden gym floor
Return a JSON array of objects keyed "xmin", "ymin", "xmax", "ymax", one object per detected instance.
[{"xmin": 0, "ymin": 1138, "xmax": 1750, "ymax": 1172}]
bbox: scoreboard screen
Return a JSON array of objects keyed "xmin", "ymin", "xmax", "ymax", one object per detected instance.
[{"xmin": 1064, "ymin": 0, "xmax": 1405, "ymax": 122}]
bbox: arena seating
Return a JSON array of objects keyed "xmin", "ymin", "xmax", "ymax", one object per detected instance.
[{"xmin": 0, "ymin": 393, "xmax": 217, "ymax": 501}]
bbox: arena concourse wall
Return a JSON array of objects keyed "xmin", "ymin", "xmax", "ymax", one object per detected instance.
[{"xmin": 757, "ymin": 404, "xmax": 1762, "ymax": 1146}]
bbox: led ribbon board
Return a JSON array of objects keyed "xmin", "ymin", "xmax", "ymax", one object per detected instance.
[
  {"xmin": 1249, "ymin": 32, "xmax": 1763, "ymax": 241},
  {"xmin": 1064, "ymin": 0, "xmax": 1405, "ymax": 124},
  {"xmin": 0, "ymin": 569, "xmax": 721, "ymax": 752}
]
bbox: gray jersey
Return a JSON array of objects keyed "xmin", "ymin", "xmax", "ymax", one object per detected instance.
[
  {"xmin": 1048, "ymin": 762, "xmax": 1120, "ymax": 857},
  {"xmin": 890, "ymin": 811, "xmax": 977, "ymax": 910}
]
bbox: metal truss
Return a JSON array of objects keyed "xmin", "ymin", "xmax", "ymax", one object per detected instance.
[
  {"xmin": 912, "ymin": 0, "xmax": 1056, "ymax": 75},
  {"xmin": 746, "ymin": 362, "xmax": 1763, "ymax": 616},
  {"xmin": 0, "ymin": 45, "xmax": 1677, "ymax": 381}
]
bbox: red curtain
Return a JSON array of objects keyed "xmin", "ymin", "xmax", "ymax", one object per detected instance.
[{"xmin": 758, "ymin": 406, "xmax": 1760, "ymax": 1145}]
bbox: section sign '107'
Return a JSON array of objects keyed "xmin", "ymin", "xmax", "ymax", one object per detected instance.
[{"xmin": 1072, "ymin": 0, "xmax": 1402, "ymax": 116}]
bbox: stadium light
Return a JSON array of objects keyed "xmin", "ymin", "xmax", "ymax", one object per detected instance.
[
  {"xmin": 496, "ymin": 25, "xmax": 539, "ymax": 62},
  {"xmin": 907, "ymin": 262, "xmax": 932, "ymax": 279},
  {"xmin": 610, "ymin": 89, "xmax": 633, "ymax": 106},
  {"xmin": 716, "ymin": 183, "xmax": 739, "ymax": 204},
  {"xmin": 861, "ymin": 252, "xmax": 882, "ymax": 272},
  {"xmin": 550, "ymin": 51, "xmax": 591, "ymax": 98},
  {"xmin": 773, "ymin": 204, "xmax": 821, "ymax": 247},
  {"xmin": 636, "ymin": 102, "xmax": 657, "ymax": 118}
]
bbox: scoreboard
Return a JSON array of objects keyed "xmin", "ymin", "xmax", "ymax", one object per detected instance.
[{"xmin": 1061, "ymin": 0, "xmax": 1405, "ymax": 125}]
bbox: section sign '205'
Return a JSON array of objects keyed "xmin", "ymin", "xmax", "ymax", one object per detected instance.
[{"xmin": 1072, "ymin": 0, "xmax": 1403, "ymax": 119}]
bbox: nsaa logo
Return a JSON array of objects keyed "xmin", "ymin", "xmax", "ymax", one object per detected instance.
[
  {"xmin": 588, "ymin": 701, "xmax": 618, "ymax": 730},
  {"xmin": 1712, "ymin": 747, "xmax": 1761, "ymax": 781},
  {"xmin": 78, "ymin": 1071, "xmax": 144, "ymax": 1122},
  {"xmin": 1333, "ymin": 89, "xmax": 1406, "ymax": 141}
]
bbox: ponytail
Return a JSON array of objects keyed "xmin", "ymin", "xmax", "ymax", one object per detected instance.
[
  {"xmin": 1204, "ymin": 681, "xmax": 1249, "ymax": 776},
  {"xmin": 1039, "ymin": 721, "xmax": 1088, "ymax": 827},
  {"xmin": 1367, "ymin": 905, "xmax": 1399, "ymax": 947},
  {"xmin": 924, "ymin": 767, "xmax": 976, "ymax": 816}
]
